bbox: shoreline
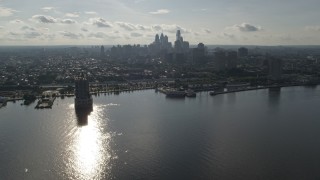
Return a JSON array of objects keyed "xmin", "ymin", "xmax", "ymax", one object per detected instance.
[{"xmin": 0, "ymin": 83, "xmax": 318, "ymax": 109}]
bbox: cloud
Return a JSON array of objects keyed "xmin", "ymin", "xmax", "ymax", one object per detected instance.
[
  {"xmin": 41, "ymin": 7, "xmax": 55, "ymax": 12},
  {"xmin": 88, "ymin": 32, "xmax": 120, "ymax": 39},
  {"xmin": 9, "ymin": 19, "xmax": 23, "ymax": 24},
  {"xmin": 85, "ymin": 11, "xmax": 98, "ymax": 15},
  {"xmin": 88, "ymin": 32, "xmax": 107, "ymax": 39},
  {"xmin": 32, "ymin": 15, "xmax": 57, "ymax": 23},
  {"xmin": 203, "ymin": 29, "xmax": 211, "ymax": 33},
  {"xmin": 305, "ymin": 26, "xmax": 320, "ymax": 32},
  {"xmin": 0, "ymin": 6, "xmax": 17, "ymax": 17},
  {"xmin": 116, "ymin": 22, "xmax": 137, "ymax": 31},
  {"xmin": 21, "ymin": 26, "xmax": 36, "ymax": 31},
  {"xmin": 149, "ymin": 9, "xmax": 170, "ymax": 15},
  {"xmin": 81, "ymin": 27, "xmax": 88, "ymax": 32},
  {"xmin": 24, "ymin": 31, "xmax": 42, "ymax": 39},
  {"xmin": 65, "ymin": 13, "xmax": 79, "ymax": 18},
  {"xmin": 223, "ymin": 33, "xmax": 235, "ymax": 39},
  {"xmin": 60, "ymin": 19, "xmax": 77, "ymax": 24},
  {"xmin": 60, "ymin": 31, "xmax": 83, "ymax": 39},
  {"xmin": 231, "ymin": 23, "xmax": 262, "ymax": 32},
  {"xmin": 89, "ymin": 18, "xmax": 112, "ymax": 28},
  {"xmin": 136, "ymin": 24, "xmax": 151, "ymax": 31},
  {"xmin": 151, "ymin": 24, "xmax": 190, "ymax": 34},
  {"xmin": 131, "ymin": 32, "xmax": 143, "ymax": 37}
]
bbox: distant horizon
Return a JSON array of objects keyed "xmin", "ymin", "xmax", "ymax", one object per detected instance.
[{"xmin": 0, "ymin": 44, "xmax": 320, "ymax": 48}]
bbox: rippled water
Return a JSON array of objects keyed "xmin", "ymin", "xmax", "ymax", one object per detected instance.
[{"xmin": 1, "ymin": 86, "xmax": 320, "ymax": 179}]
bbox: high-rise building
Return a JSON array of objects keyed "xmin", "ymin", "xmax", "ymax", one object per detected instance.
[
  {"xmin": 75, "ymin": 73, "xmax": 93, "ymax": 110},
  {"xmin": 193, "ymin": 43, "xmax": 206, "ymax": 64},
  {"xmin": 226, "ymin": 51, "xmax": 238, "ymax": 69},
  {"xmin": 268, "ymin": 58, "xmax": 282, "ymax": 80},
  {"xmin": 174, "ymin": 30, "xmax": 189, "ymax": 54},
  {"xmin": 176, "ymin": 30, "xmax": 182, "ymax": 41},
  {"xmin": 238, "ymin": 47, "xmax": 249, "ymax": 57},
  {"xmin": 214, "ymin": 50, "xmax": 226, "ymax": 71},
  {"xmin": 155, "ymin": 34, "xmax": 160, "ymax": 44},
  {"xmin": 100, "ymin": 45, "xmax": 105, "ymax": 57}
]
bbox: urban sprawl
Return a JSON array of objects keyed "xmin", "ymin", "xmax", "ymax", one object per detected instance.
[{"xmin": 1, "ymin": 30, "xmax": 320, "ymax": 107}]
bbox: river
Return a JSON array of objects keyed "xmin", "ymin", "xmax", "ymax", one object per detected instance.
[{"xmin": 1, "ymin": 86, "xmax": 320, "ymax": 179}]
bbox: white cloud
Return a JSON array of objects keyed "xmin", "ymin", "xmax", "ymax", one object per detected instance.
[
  {"xmin": 88, "ymin": 32, "xmax": 120, "ymax": 39},
  {"xmin": 151, "ymin": 24, "xmax": 190, "ymax": 34},
  {"xmin": 65, "ymin": 13, "xmax": 79, "ymax": 18},
  {"xmin": 32, "ymin": 15, "xmax": 58, "ymax": 23},
  {"xmin": 88, "ymin": 32, "xmax": 107, "ymax": 39},
  {"xmin": 85, "ymin": 11, "xmax": 98, "ymax": 15},
  {"xmin": 223, "ymin": 33, "xmax": 236, "ymax": 39},
  {"xmin": 88, "ymin": 18, "xmax": 112, "ymax": 28},
  {"xmin": 24, "ymin": 31, "xmax": 42, "ymax": 39},
  {"xmin": 131, "ymin": 32, "xmax": 143, "ymax": 37},
  {"xmin": 305, "ymin": 26, "xmax": 320, "ymax": 32},
  {"xmin": 81, "ymin": 27, "xmax": 88, "ymax": 32},
  {"xmin": 60, "ymin": 19, "xmax": 77, "ymax": 24},
  {"xmin": 21, "ymin": 26, "xmax": 36, "ymax": 31},
  {"xmin": 41, "ymin": 7, "xmax": 55, "ymax": 12},
  {"xmin": 0, "ymin": 6, "xmax": 17, "ymax": 17},
  {"xmin": 9, "ymin": 19, "xmax": 23, "ymax": 24},
  {"xmin": 229, "ymin": 23, "xmax": 262, "ymax": 32},
  {"xmin": 203, "ymin": 29, "xmax": 211, "ymax": 33},
  {"xmin": 116, "ymin": 22, "xmax": 137, "ymax": 31},
  {"xmin": 60, "ymin": 31, "xmax": 83, "ymax": 39},
  {"xmin": 149, "ymin": 9, "xmax": 170, "ymax": 15}
]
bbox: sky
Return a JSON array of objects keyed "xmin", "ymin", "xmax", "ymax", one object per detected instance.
[{"xmin": 0, "ymin": 0, "xmax": 320, "ymax": 45}]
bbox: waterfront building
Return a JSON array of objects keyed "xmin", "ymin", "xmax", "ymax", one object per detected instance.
[{"xmin": 75, "ymin": 74, "xmax": 93, "ymax": 110}]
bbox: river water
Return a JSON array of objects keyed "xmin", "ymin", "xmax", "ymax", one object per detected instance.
[{"xmin": 1, "ymin": 86, "xmax": 320, "ymax": 179}]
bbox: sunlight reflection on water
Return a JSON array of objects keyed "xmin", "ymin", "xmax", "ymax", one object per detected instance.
[{"xmin": 65, "ymin": 105, "xmax": 113, "ymax": 180}]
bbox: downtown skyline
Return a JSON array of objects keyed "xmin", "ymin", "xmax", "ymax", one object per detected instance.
[{"xmin": 1, "ymin": 0, "xmax": 320, "ymax": 45}]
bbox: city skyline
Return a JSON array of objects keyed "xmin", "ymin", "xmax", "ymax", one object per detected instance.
[{"xmin": 1, "ymin": 0, "xmax": 320, "ymax": 45}]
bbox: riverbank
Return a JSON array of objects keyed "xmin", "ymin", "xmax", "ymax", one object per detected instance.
[{"xmin": 209, "ymin": 84, "xmax": 314, "ymax": 96}]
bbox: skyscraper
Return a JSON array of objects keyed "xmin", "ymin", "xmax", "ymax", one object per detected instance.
[
  {"xmin": 268, "ymin": 58, "xmax": 282, "ymax": 80},
  {"xmin": 100, "ymin": 45, "xmax": 105, "ymax": 58},
  {"xmin": 155, "ymin": 34, "xmax": 160, "ymax": 44},
  {"xmin": 176, "ymin": 30, "xmax": 181, "ymax": 42},
  {"xmin": 238, "ymin": 47, "xmax": 249, "ymax": 57}
]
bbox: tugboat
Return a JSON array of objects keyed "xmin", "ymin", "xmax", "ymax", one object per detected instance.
[
  {"xmin": 165, "ymin": 89, "xmax": 186, "ymax": 98},
  {"xmin": 185, "ymin": 89, "xmax": 196, "ymax": 97}
]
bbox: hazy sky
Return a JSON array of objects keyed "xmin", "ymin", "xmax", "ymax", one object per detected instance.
[{"xmin": 0, "ymin": 0, "xmax": 320, "ymax": 45}]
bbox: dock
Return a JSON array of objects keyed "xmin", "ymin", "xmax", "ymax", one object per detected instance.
[{"xmin": 35, "ymin": 97, "xmax": 56, "ymax": 109}]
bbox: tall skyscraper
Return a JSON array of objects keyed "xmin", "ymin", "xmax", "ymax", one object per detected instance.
[
  {"xmin": 100, "ymin": 45, "xmax": 105, "ymax": 57},
  {"xmin": 176, "ymin": 30, "xmax": 181, "ymax": 42},
  {"xmin": 155, "ymin": 34, "xmax": 160, "ymax": 44},
  {"xmin": 268, "ymin": 58, "xmax": 282, "ymax": 80}
]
